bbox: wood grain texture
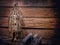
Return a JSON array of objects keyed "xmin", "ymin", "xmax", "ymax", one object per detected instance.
[
  {"xmin": 0, "ymin": 17, "xmax": 57, "ymax": 28},
  {"xmin": 0, "ymin": 8, "xmax": 56, "ymax": 18},
  {"xmin": 0, "ymin": 28, "xmax": 55, "ymax": 39},
  {"xmin": 0, "ymin": 0, "xmax": 57, "ymax": 43},
  {"xmin": 0, "ymin": 0, "xmax": 55, "ymax": 6},
  {"xmin": 20, "ymin": 8, "xmax": 56, "ymax": 18}
]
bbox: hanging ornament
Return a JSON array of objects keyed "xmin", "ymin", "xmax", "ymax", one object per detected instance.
[{"xmin": 8, "ymin": 2, "xmax": 23, "ymax": 42}]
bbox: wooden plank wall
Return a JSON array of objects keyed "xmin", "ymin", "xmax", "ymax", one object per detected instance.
[{"xmin": 0, "ymin": 0, "xmax": 57, "ymax": 42}]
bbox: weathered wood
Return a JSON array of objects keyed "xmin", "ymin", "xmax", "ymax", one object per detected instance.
[
  {"xmin": 26, "ymin": 29, "xmax": 55, "ymax": 39},
  {"xmin": 0, "ymin": 8, "xmax": 56, "ymax": 18},
  {"xmin": 0, "ymin": 17, "xmax": 57, "ymax": 28},
  {"xmin": 0, "ymin": 28, "xmax": 27, "ymax": 39},
  {"xmin": 0, "ymin": 0, "xmax": 57, "ymax": 44},
  {"xmin": 0, "ymin": 0, "xmax": 54, "ymax": 6},
  {"xmin": 0, "ymin": 28, "xmax": 9, "ymax": 39},
  {"xmin": 0, "ymin": 28, "xmax": 55, "ymax": 39},
  {"xmin": 20, "ymin": 8, "xmax": 56, "ymax": 18}
]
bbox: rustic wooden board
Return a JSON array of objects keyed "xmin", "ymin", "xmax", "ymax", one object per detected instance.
[
  {"xmin": 0, "ymin": 28, "xmax": 55, "ymax": 39},
  {"xmin": 0, "ymin": 17, "xmax": 57, "ymax": 28},
  {"xmin": 0, "ymin": 28, "xmax": 27, "ymax": 39},
  {"xmin": 26, "ymin": 29, "xmax": 55, "ymax": 39},
  {"xmin": 0, "ymin": 28, "xmax": 9, "ymax": 39},
  {"xmin": 20, "ymin": 8, "xmax": 56, "ymax": 18},
  {"xmin": 0, "ymin": 0, "xmax": 54, "ymax": 6},
  {"xmin": 0, "ymin": 8, "xmax": 56, "ymax": 18}
]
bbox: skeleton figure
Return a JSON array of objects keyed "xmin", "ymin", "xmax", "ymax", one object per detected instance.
[{"xmin": 9, "ymin": 3, "xmax": 23, "ymax": 42}]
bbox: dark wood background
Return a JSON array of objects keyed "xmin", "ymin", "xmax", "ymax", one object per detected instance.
[{"xmin": 0, "ymin": 0, "xmax": 59, "ymax": 43}]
